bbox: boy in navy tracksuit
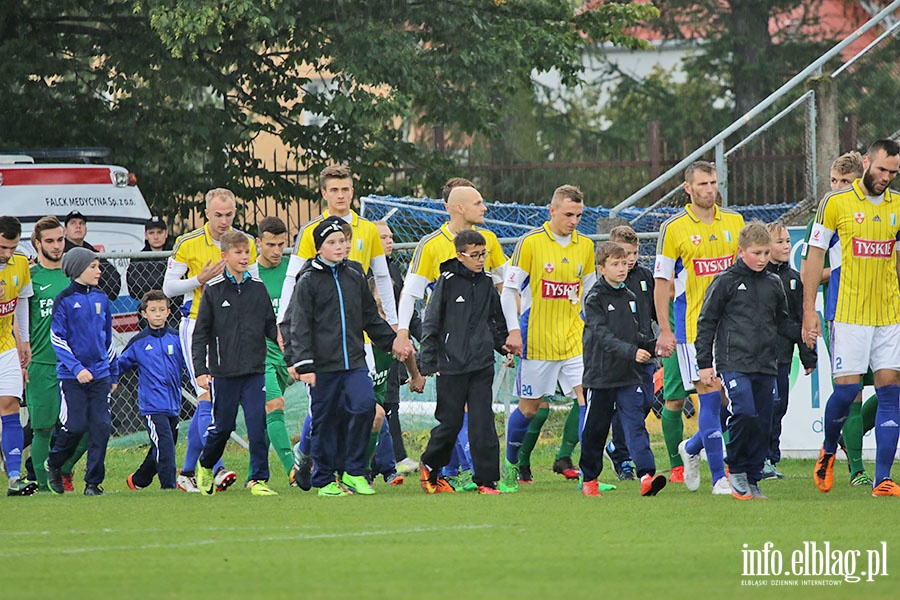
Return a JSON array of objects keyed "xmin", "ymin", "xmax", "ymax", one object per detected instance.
[
  {"xmin": 581, "ymin": 242, "xmax": 665, "ymax": 498},
  {"xmin": 46, "ymin": 247, "xmax": 118, "ymax": 496},
  {"xmin": 193, "ymin": 231, "xmax": 279, "ymax": 496},
  {"xmin": 764, "ymin": 223, "xmax": 816, "ymax": 479},
  {"xmin": 119, "ymin": 290, "xmax": 186, "ymax": 490},
  {"xmin": 418, "ymin": 229, "xmax": 509, "ymax": 494},
  {"xmin": 282, "ymin": 217, "xmax": 397, "ymax": 497},
  {"xmin": 604, "ymin": 225, "xmax": 658, "ymax": 480},
  {"xmin": 695, "ymin": 222, "xmax": 798, "ymax": 500}
]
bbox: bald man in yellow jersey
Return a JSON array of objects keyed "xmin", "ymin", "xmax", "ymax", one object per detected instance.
[
  {"xmin": 390, "ymin": 181, "xmax": 506, "ymax": 484},
  {"xmin": 393, "ymin": 180, "xmax": 507, "ymax": 356},
  {"xmin": 654, "ymin": 161, "xmax": 744, "ymax": 495},
  {"xmin": 498, "ymin": 185, "xmax": 596, "ymax": 493},
  {"xmin": 163, "ymin": 188, "xmax": 257, "ymax": 493},
  {"xmin": 0, "ymin": 217, "xmax": 36, "ymax": 496},
  {"xmin": 276, "ymin": 165, "xmax": 397, "ymax": 328},
  {"xmin": 802, "ymin": 138, "xmax": 900, "ymax": 497}
]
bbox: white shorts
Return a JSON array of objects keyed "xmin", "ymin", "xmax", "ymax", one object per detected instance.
[
  {"xmin": 516, "ymin": 357, "xmax": 583, "ymax": 399},
  {"xmin": 179, "ymin": 318, "xmax": 207, "ymax": 396},
  {"xmin": 0, "ymin": 348, "xmax": 23, "ymax": 399},
  {"xmin": 676, "ymin": 343, "xmax": 700, "ymax": 392},
  {"xmin": 830, "ymin": 322, "xmax": 900, "ymax": 376}
]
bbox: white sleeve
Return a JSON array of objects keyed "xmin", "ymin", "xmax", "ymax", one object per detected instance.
[
  {"xmin": 15, "ymin": 295, "xmax": 30, "ymax": 343},
  {"xmin": 162, "ymin": 258, "xmax": 198, "ymax": 297},
  {"xmin": 653, "ymin": 255, "xmax": 676, "ymax": 281},
  {"xmin": 500, "ymin": 285, "xmax": 520, "ymax": 333},
  {"xmin": 807, "ymin": 222, "xmax": 834, "ymax": 251},
  {"xmin": 276, "ymin": 254, "xmax": 306, "ymax": 323},
  {"xmin": 501, "ymin": 265, "xmax": 526, "ymax": 332},
  {"xmin": 488, "ymin": 260, "xmax": 507, "ymax": 285},
  {"xmin": 397, "ymin": 273, "xmax": 428, "ymax": 331},
  {"xmin": 248, "ymin": 262, "xmax": 259, "ymax": 278},
  {"xmin": 581, "ymin": 272, "xmax": 597, "ymax": 298},
  {"xmin": 370, "ymin": 255, "xmax": 397, "ymax": 325}
]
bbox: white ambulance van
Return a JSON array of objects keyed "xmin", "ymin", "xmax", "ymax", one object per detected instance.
[{"xmin": 0, "ymin": 154, "xmax": 152, "ymax": 256}]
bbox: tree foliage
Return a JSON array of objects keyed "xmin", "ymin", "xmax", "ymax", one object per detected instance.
[{"xmin": 0, "ymin": 0, "xmax": 655, "ymax": 222}]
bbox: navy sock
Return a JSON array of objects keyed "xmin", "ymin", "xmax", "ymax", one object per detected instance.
[
  {"xmin": 578, "ymin": 404, "xmax": 586, "ymax": 445},
  {"xmin": 443, "ymin": 445, "xmax": 460, "ymax": 477},
  {"xmin": 873, "ymin": 385, "xmax": 900, "ymax": 483},
  {"xmin": 506, "ymin": 409, "xmax": 532, "ymax": 464},
  {"xmin": 823, "ymin": 384, "xmax": 860, "ymax": 454},
  {"xmin": 1, "ymin": 414, "xmax": 23, "ymax": 479},
  {"xmin": 299, "ymin": 414, "xmax": 312, "ymax": 456},
  {"xmin": 456, "ymin": 413, "xmax": 472, "ymax": 471},
  {"xmin": 684, "ymin": 429, "xmax": 703, "ymax": 456},
  {"xmin": 697, "ymin": 391, "xmax": 726, "ymax": 482},
  {"xmin": 181, "ymin": 403, "xmax": 204, "ymax": 472}
]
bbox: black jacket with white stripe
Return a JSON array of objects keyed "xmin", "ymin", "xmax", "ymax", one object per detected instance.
[
  {"xmin": 192, "ymin": 272, "xmax": 278, "ymax": 378},
  {"xmin": 695, "ymin": 258, "xmax": 794, "ymax": 376},
  {"xmin": 282, "ymin": 257, "xmax": 396, "ymax": 374},
  {"xmin": 419, "ymin": 258, "xmax": 508, "ymax": 376},
  {"xmin": 582, "ymin": 277, "xmax": 656, "ymax": 389}
]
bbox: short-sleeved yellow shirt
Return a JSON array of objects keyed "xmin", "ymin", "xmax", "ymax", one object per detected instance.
[
  {"xmin": 0, "ymin": 254, "xmax": 32, "ymax": 353},
  {"xmin": 654, "ymin": 204, "xmax": 744, "ymax": 343},
  {"xmin": 170, "ymin": 224, "xmax": 258, "ymax": 319}
]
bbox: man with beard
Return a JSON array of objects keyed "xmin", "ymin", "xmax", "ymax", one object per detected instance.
[
  {"xmin": 25, "ymin": 217, "xmax": 72, "ymax": 492},
  {"xmin": 654, "ymin": 161, "xmax": 744, "ymax": 495},
  {"xmin": 802, "ymin": 138, "xmax": 900, "ymax": 497}
]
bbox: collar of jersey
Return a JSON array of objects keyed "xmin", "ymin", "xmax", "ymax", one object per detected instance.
[
  {"xmin": 203, "ymin": 223, "xmax": 235, "ymax": 245},
  {"xmin": 224, "ymin": 268, "xmax": 251, "ymax": 284},
  {"xmin": 440, "ymin": 222, "xmax": 478, "ymax": 241},
  {"xmin": 684, "ymin": 204, "xmax": 722, "ymax": 223},
  {"xmin": 322, "ymin": 209, "xmax": 358, "ymax": 227},
  {"xmin": 850, "ymin": 178, "xmax": 893, "ymax": 202},
  {"xmin": 541, "ymin": 221, "xmax": 581, "ymax": 243}
]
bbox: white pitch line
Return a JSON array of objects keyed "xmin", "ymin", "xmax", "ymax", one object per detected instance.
[
  {"xmin": 0, "ymin": 524, "xmax": 323, "ymax": 537},
  {"xmin": 0, "ymin": 524, "xmax": 493, "ymax": 558}
]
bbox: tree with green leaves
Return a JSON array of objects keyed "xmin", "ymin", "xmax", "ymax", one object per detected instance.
[{"xmin": 0, "ymin": 0, "xmax": 656, "ymax": 225}]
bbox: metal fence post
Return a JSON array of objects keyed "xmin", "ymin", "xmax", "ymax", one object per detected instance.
[{"xmin": 715, "ymin": 141, "xmax": 728, "ymax": 206}]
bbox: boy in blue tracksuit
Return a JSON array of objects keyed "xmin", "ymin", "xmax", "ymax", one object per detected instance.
[
  {"xmin": 46, "ymin": 247, "xmax": 118, "ymax": 496},
  {"xmin": 119, "ymin": 290, "xmax": 186, "ymax": 490}
]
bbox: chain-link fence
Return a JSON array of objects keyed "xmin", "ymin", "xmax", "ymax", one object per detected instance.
[{"xmin": 97, "ymin": 192, "xmax": 797, "ymax": 444}]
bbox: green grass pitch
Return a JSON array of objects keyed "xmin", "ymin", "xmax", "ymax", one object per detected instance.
[{"xmin": 6, "ymin": 437, "xmax": 900, "ymax": 599}]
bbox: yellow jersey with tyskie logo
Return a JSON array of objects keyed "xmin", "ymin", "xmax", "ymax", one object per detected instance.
[
  {"xmin": 0, "ymin": 254, "xmax": 32, "ymax": 353},
  {"xmin": 808, "ymin": 179, "xmax": 900, "ymax": 326},
  {"xmin": 654, "ymin": 204, "xmax": 743, "ymax": 343},
  {"xmin": 507, "ymin": 223, "xmax": 595, "ymax": 361},
  {"xmin": 407, "ymin": 223, "xmax": 507, "ymax": 290},
  {"xmin": 295, "ymin": 210, "xmax": 383, "ymax": 272},
  {"xmin": 170, "ymin": 224, "xmax": 258, "ymax": 319}
]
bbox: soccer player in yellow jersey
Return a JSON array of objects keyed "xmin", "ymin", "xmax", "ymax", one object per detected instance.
[
  {"xmin": 654, "ymin": 161, "xmax": 744, "ymax": 495},
  {"xmin": 393, "ymin": 180, "xmax": 507, "ymax": 356},
  {"xmin": 163, "ymin": 188, "xmax": 256, "ymax": 493},
  {"xmin": 392, "ymin": 180, "xmax": 507, "ymax": 482},
  {"xmin": 802, "ymin": 138, "xmax": 900, "ymax": 497},
  {"xmin": 498, "ymin": 185, "xmax": 596, "ymax": 493},
  {"xmin": 276, "ymin": 165, "xmax": 397, "ymax": 327},
  {"xmin": 0, "ymin": 216, "xmax": 36, "ymax": 496}
]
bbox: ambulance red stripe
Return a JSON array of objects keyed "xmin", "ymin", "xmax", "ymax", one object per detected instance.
[{"xmin": 0, "ymin": 167, "xmax": 112, "ymax": 186}]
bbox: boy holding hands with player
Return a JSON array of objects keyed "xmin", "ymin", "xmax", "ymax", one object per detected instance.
[
  {"xmin": 282, "ymin": 217, "xmax": 397, "ymax": 497},
  {"xmin": 120, "ymin": 290, "xmax": 186, "ymax": 490},
  {"xmin": 418, "ymin": 230, "xmax": 509, "ymax": 495},
  {"xmin": 695, "ymin": 222, "xmax": 798, "ymax": 500},
  {"xmin": 46, "ymin": 247, "xmax": 118, "ymax": 496},
  {"xmin": 581, "ymin": 242, "xmax": 664, "ymax": 497},
  {"xmin": 193, "ymin": 231, "xmax": 279, "ymax": 496}
]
